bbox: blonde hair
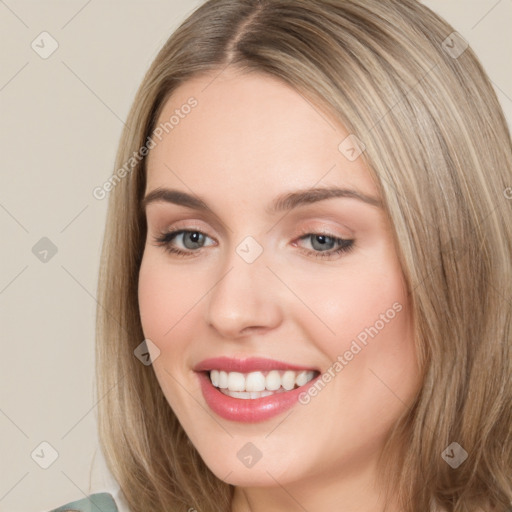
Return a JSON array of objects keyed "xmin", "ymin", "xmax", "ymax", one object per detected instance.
[{"xmin": 95, "ymin": 1, "xmax": 512, "ymax": 511}]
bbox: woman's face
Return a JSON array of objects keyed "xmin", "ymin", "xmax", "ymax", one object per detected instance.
[{"xmin": 139, "ymin": 68, "xmax": 420, "ymax": 499}]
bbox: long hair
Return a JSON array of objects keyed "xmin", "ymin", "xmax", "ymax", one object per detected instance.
[{"xmin": 95, "ymin": 1, "xmax": 512, "ymax": 510}]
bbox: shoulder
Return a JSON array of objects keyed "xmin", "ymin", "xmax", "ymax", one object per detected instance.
[{"xmin": 47, "ymin": 492, "xmax": 118, "ymax": 512}]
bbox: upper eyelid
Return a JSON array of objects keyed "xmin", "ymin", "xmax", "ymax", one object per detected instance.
[
  {"xmin": 154, "ymin": 217, "xmax": 353, "ymax": 236},
  {"xmin": 145, "ymin": 207, "xmax": 231, "ymax": 236},
  {"xmin": 159, "ymin": 223, "xmax": 217, "ymax": 238},
  {"xmin": 145, "ymin": 204, "xmax": 359, "ymax": 238}
]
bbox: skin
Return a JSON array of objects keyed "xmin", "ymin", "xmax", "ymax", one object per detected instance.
[{"xmin": 138, "ymin": 67, "xmax": 421, "ymax": 512}]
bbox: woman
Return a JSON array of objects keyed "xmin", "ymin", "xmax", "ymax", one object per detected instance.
[{"xmin": 50, "ymin": 0, "xmax": 512, "ymax": 510}]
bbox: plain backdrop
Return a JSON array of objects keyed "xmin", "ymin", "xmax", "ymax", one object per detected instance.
[{"xmin": 1, "ymin": 1, "xmax": 511, "ymax": 511}]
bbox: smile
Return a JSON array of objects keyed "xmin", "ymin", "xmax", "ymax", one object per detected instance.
[{"xmin": 195, "ymin": 357, "xmax": 321, "ymax": 422}]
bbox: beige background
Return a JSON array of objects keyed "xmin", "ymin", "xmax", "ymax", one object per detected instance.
[{"xmin": 1, "ymin": 1, "xmax": 511, "ymax": 511}]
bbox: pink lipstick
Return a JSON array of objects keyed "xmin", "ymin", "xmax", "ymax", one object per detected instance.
[{"xmin": 194, "ymin": 357, "xmax": 320, "ymax": 422}]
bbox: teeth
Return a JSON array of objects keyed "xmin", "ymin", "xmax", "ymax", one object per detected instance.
[
  {"xmin": 218, "ymin": 370, "xmax": 228, "ymax": 388},
  {"xmin": 227, "ymin": 372, "xmax": 245, "ymax": 392},
  {"xmin": 266, "ymin": 370, "xmax": 281, "ymax": 391},
  {"xmin": 210, "ymin": 370, "xmax": 219, "ymax": 387},
  {"xmin": 222, "ymin": 390, "xmax": 275, "ymax": 399},
  {"xmin": 246, "ymin": 371, "xmax": 266, "ymax": 392},
  {"xmin": 208, "ymin": 369, "xmax": 316, "ymax": 393},
  {"xmin": 296, "ymin": 370, "xmax": 313, "ymax": 387},
  {"xmin": 282, "ymin": 370, "xmax": 296, "ymax": 391}
]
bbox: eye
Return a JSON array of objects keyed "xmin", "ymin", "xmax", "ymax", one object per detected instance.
[
  {"xmin": 295, "ymin": 232, "xmax": 355, "ymax": 259},
  {"xmin": 153, "ymin": 229, "xmax": 215, "ymax": 256},
  {"xmin": 153, "ymin": 229, "xmax": 354, "ymax": 260}
]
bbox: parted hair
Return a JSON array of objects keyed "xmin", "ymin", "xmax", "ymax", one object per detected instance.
[{"xmin": 95, "ymin": 1, "xmax": 512, "ymax": 511}]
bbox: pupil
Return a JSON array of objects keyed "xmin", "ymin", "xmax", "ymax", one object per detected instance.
[
  {"xmin": 312, "ymin": 235, "xmax": 334, "ymax": 251},
  {"xmin": 185, "ymin": 232, "xmax": 203, "ymax": 248}
]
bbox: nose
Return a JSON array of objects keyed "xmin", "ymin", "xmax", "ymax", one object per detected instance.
[{"xmin": 204, "ymin": 246, "xmax": 284, "ymax": 339}]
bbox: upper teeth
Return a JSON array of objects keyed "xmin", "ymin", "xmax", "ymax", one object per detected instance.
[{"xmin": 209, "ymin": 370, "xmax": 316, "ymax": 392}]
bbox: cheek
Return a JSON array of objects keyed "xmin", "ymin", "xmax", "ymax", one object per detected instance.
[
  {"xmin": 138, "ymin": 256, "xmax": 200, "ymax": 348},
  {"xmin": 287, "ymin": 260, "xmax": 409, "ymax": 359},
  {"xmin": 137, "ymin": 256, "xmax": 202, "ymax": 411},
  {"xmin": 138, "ymin": 260, "xmax": 168, "ymax": 341}
]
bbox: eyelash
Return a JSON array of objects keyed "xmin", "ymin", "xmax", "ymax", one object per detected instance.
[{"xmin": 153, "ymin": 228, "xmax": 355, "ymax": 260}]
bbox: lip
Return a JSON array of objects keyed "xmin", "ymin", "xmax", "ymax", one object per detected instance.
[
  {"xmin": 194, "ymin": 356, "xmax": 318, "ymax": 373},
  {"xmin": 194, "ymin": 357, "xmax": 320, "ymax": 423}
]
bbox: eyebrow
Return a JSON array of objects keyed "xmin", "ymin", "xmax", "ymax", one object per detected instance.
[{"xmin": 141, "ymin": 186, "xmax": 382, "ymax": 214}]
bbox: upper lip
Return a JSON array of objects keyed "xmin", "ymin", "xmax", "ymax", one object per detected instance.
[{"xmin": 194, "ymin": 356, "xmax": 318, "ymax": 373}]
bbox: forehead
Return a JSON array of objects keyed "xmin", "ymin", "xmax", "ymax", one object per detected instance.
[{"xmin": 145, "ymin": 68, "xmax": 378, "ymax": 202}]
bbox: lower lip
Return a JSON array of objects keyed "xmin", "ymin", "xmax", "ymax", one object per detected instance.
[{"xmin": 197, "ymin": 372, "xmax": 318, "ymax": 423}]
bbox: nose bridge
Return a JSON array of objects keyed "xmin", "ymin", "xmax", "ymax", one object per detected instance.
[{"xmin": 204, "ymin": 236, "xmax": 282, "ymax": 337}]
